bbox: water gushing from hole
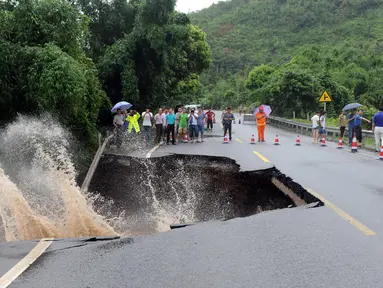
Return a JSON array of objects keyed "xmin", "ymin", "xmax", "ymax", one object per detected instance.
[
  {"xmin": 141, "ymin": 159, "xmax": 197, "ymax": 232},
  {"xmin": 0, "ymin": 115, "xmax": 116, "ymax": 241}
]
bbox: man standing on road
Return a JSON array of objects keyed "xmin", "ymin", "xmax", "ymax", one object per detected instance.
[
  {"xmin": 339, "ymin": 110, "xmax": 347, "ymax": 139},
  {"xmin": 113, "ymin": 108, "xmax": 125, "ymax": 148},
  {"xmin": 188, "ymin": 109, "xmax": 199, "ymax": 143},
  {"xmin": 311, "ymin": 111, "xmax": 320, "ymax": 143},
  {"xmin": 175, "ymin": 107, "xmax": 182, "ymax": 140},
  {"xmin": 197, "ymin": 107, "xmax": 206, "ymax": 142},
  {"xmin": 353, "ymin": 109, "xmax": 371, "ymax": 145},
  {"xmin": 154, "ymin": 108, "xmax": 164, "ymax": 144},
  {"xmin": 222, "ymin": 107, "xmax": 235, "ymax": 141},
  {"xmin": 372, "ymin": 107, "xmax": 383, "ymax": 152},
  {"xmin": 178, "ymin": 108, "xmax": 188, "ymax": 143},
  {"xmin": 142, "ymin": 108, "xmax": 153, "ymax": 145},
  {"xmin": 162, "ymin": 108, "xmax": 168, "ymax": 142},
  {"xmin": 256, "ymin": 106, "xmax": 267, "ymax": 142},
  {"xmin": 166, "ymin": 108, "xmax": 176, "ymax": 145},
  {"xmin": 206, "ymin": 109, "xmax": 215, "ymax": 132},
  {"xmin": 348, "ymin": 110, "xmax": 356, "ymax": 145}
]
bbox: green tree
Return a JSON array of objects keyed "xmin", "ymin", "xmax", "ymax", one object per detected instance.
[{"xmin": 98, "ymin": 0, "xmax": 211, "ymax": 109}]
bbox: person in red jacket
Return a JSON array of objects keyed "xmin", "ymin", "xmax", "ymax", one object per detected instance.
[{"xmin": 205, "ymin": 109, "xmax": 215, "ymax": 132}]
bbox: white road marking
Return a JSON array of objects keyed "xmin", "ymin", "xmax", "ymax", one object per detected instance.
[
  {"xmin": 145, "ymin": 142, "xmax": 163, "ymax": 158},
  {"xmin": 0, "ymin": 238, "xmax": 53, "ymax": 288}
]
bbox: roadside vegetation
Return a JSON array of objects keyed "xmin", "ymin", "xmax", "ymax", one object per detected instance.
[
  {"xmin": 190, "ymin": 0, "xmax": 383, "ymax": 116},
  {"xmin": 0, "ymin": 0, "xmax": 212, "ymax": 149}
]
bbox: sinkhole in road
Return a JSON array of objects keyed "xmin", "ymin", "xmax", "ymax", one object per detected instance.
[{"xmin": 88, "ymin": 154, "xmax": 323, "ymax": 236}]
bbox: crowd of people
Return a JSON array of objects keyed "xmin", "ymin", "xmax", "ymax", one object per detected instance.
[
  {"xmin": 113, "ymin": 105, "xmax": 383, "ymax": 152},
  {"xmin": 113, "ymin": 106, "xmax": 217, "ymax": 147},
  {"xmin": 311, "ymin": 108, "xmax": 383, "ymax": 151}
]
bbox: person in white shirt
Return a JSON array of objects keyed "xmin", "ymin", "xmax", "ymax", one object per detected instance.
[
  {"xmin": 142, "ymin": 108, "xmax": 153, "ymax": 145},
  {"xmin": 311, "ymin": 111, "xmax": 320, "ymax": 143},
  {"xmin": 113, "ymin": 108, "xmax": 125, "ymax": 148},
  {"xmin": 188, "ymin": 109, "xmax": 199, "ymax": 143},
  {"xmin": 319, "ymin": 111, "xmax": 327, "ymax": 142},
  {"xmin": 162, "ymin": 108, "xmax": 168, "ymax": 142}
]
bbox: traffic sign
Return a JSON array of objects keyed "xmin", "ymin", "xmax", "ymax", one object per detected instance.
[{"xmin": 319, "ymin": 91, "xmax": 333, "ymax": 103}]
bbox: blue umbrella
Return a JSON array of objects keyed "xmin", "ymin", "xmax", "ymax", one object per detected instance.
[
  {"xmin": 343, "ymin": 103, "xmax": 362, "ymax": 111},
  {"xmin": 111, "ymin": 101, "xmax": 132, "ymax": 113}
]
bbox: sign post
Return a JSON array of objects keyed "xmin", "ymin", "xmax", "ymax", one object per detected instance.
[{"xmin": 319, "ymin": 90, "xmax": 333, "ymax": 111}]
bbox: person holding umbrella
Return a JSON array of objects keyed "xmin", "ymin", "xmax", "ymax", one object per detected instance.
[
  {"xmin": 343, "ymin": 103, "xmax": 363, "ymax": 145},
  {"xmin": 111, "ymin": 101, "xmax": 133, "ymax": 148},
  {"xmin": 113, "ymin": 108, "xmax": 125, "ymax": 148},
  {"xmin": 352, "ymin": 109, "xmax": 371, "ymax": 145}
]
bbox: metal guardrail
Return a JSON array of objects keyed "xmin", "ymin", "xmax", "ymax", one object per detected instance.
[
  {"xmin": 80, "ymin": 133, "xmax": 114, "ymax": 192},
  {"xmin": 267, "ymin": 116, "xmax": 374, "ymax": 143},
  {"xmin": 243, "ymin": 114, "xmax": 256, "ymax": 124}
]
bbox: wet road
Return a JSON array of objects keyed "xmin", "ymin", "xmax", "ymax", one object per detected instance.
[
  {"xmin": 228, "ymin": 116, "xmax": 383, "ymax": 237},
  {"xmin": 3, "ymin": 113, "xmax": 383, "ymax": 287}
]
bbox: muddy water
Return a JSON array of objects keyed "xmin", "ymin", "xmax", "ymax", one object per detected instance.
[{"xmin": 0, "ymin": 115, "xmax": 116, "ymax": 242}]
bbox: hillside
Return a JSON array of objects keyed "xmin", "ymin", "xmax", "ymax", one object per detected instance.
[{"xmin": 190, "ymin": 0, "xmax": 383, "ymax": 115}]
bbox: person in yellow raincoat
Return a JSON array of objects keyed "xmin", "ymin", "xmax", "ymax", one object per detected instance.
[{"xmin": 127, "ymin": 110, "xmax": 141, "ymax": 133}]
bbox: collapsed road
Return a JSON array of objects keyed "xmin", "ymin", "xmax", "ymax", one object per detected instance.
[
  {"xmin": 88, "ymin": 154, "xmax": 320, "ymax": 236},
  {"xmin": 2, "ymin": 113, "xmax": 383, "ymax": 287}
]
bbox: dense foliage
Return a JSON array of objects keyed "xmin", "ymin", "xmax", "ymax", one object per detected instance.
[
  {"xmin": 190, "ymin": 0, "xmax": 383, "ymax": 117},
  {"xmin": 0, "ymin": 0, "xmax": 211, "ymax": 148},
  {"xmin": 0, "ymin": 0, "xmax": 106, "ymax": 146}
]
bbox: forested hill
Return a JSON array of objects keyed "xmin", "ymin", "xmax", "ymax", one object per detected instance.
[{"xmin": 190, "ymin": 0, "xmax": 383, "ymax": 116}]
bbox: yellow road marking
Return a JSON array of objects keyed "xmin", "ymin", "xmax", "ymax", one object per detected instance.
[
  {"xmin": 235, "ymin": 138, "xmax": 243, "ymax": 144},
  {"xmin": 253, "ymin": 151, "xmax": 270, "ymax": 163},
  {"xmin": 307, "ymin": 189, "xmax": 376, "ymax": 236},
  {"xmin": 0, "ymin": 238, "xmax": 54, "ymax": 288}
]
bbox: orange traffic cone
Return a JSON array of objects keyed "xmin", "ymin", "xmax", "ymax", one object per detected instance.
[
  {"xmin": 321, "ymin": 137, "xmax": 326, "ymax": 147},
  {"xmin": 337, "ymin": 137, "xmax": 343, "ymax": 149},
  {"xmin": 223, "ymin": 134, "xmax": 229, "ymax": 144},
  {"xmin": 170, "ymin": 134, "xmax": 173, "ymax": 142},
  {"xmin": 183, "ymin": 134, "xmax": 189, "ymax": 143},
  {"xmin": 250, "ymin": 134, "xmax": 256, "ymax": 144},
  {"xmin": 274, "ymin": 135, "xmax": 280, "ymax": 145},
  {"xmin": 379, "ymin": 145, "xmax": 383, "ymax": 160},
  {"xmin": 351, "ymin": 134, "xmax": 358, "ymax": 153},
  {"xmin": 295, "ymin": 135, "xmax": 301, "ymax": 146}
]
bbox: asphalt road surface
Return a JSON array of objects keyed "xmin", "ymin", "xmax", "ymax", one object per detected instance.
[{"xmin": 2, "ymin": 113, "xmax": 383, "ymax": 288}]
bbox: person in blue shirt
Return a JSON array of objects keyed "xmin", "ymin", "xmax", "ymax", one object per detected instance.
[
  {"xmin": 372, "ymin": 107, "xmax": 383, "ymax": 152},
  {"xmin": 353, "ymin": 109, "xmax": 371, "ymax": 144},
  {"xmin": 166, "ymin": 108, "xmax": 176, "ymax": 145},
  {"xmin": 347, "ymin": 110, "xmax": 355, "ymax": 145}
]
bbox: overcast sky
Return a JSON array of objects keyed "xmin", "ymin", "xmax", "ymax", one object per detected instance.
[{"xmin": 176, "ymin": 0, "xmax": 226, "ymax": 13}]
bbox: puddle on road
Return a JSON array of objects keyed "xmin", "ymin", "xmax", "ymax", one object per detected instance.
[{"xmin": 86, "ymin": 154, "xmax": 323, "ymax": 236}]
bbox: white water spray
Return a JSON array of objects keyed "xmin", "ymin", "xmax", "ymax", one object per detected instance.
[{"xmin": 0, "ymin": 115, "xmax": 116, "ymax": 241}]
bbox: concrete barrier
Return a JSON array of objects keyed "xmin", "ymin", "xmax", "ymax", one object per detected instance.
[
  {"xmin": 268, "ymin": 116, "xmax": 374, "ymax": 144},
  {"xmin": 80, "ymin": 134, "xmax": 114, "ymax": 192}
]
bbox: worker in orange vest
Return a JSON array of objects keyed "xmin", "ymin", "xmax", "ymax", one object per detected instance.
[{"xmin": 256, "ymin": 106, "xmax": 267, "ymax": 142}]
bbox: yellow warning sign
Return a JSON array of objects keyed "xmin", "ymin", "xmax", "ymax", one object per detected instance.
[{"xmin": 319, "ymin": 91, "xmax": 333, "ymax": 102}]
